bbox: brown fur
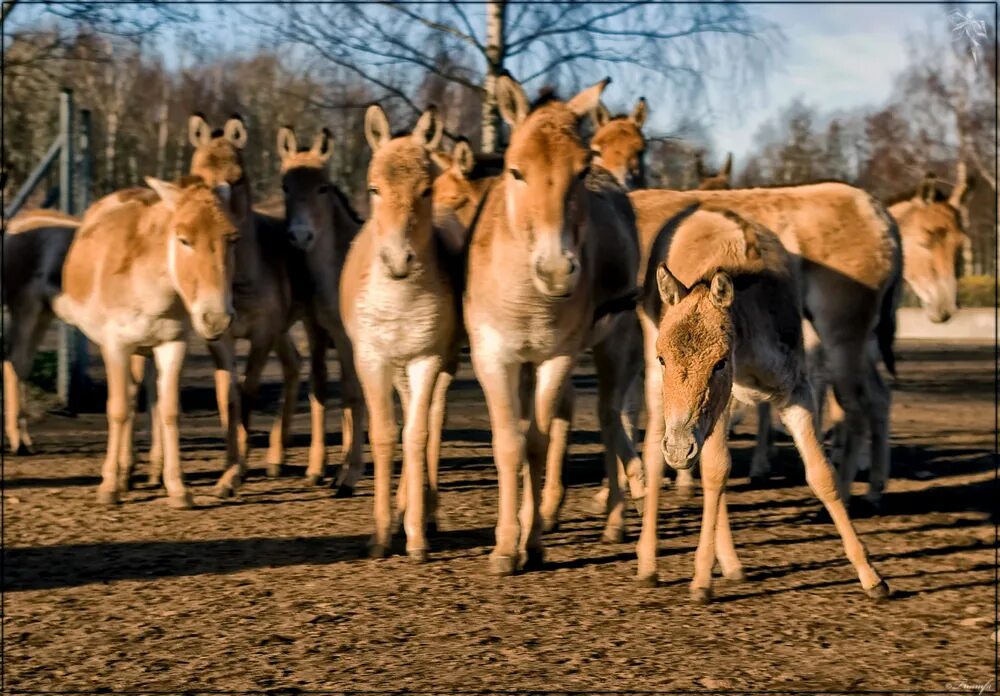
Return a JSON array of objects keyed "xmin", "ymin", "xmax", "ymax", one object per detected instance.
[
  {"xmin": 589, "ymin": 98, "xmax": 647, "ymax": 188},
  {"xmin": 276, "ymin": 124, "xmax": 366, "ymax": 491},
  {"xmin": 590, "ymin": 98, "xmax": 900, "ymax": 506},
  {"xmin": 340, "ymin": 105, "xmax": 456, "ymax": 558},
  {"xmin": 695, "ymin": 152, "xmax": 733, "ymax": 190},
  {"xmin": 888, "ymin": 167, "xmax": 972, "ymax": 323},
  {"xmin": 636, "ymin": 208, "xmax": 887, "ymax": 602},
  {"xmin": 51, "ymin": 176, "xmax": 238, "ymax": 508},
  {"xmin": 465, "ymin": 76, "xmax": 644, "ymax": 573}
]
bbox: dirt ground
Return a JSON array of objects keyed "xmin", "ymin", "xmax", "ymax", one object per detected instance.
[{"xmin": 2, "ymin": 337, "xmax": 996, "ymax": 693}]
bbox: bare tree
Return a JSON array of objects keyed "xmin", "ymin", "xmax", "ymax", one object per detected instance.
[{"xmin": 261, "ymin": 1, "xmax": 781, "ymax": 152}]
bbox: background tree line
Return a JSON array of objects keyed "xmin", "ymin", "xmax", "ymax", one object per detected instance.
[
  {"xmin": 737, "ymin": 15, "xmax": 997, "ymax": 277},
  {"xmin": 2, "ymin": 2, "xmax": 993, "ymax": 278}
]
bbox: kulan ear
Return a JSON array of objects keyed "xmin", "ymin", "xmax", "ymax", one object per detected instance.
[
  {"xmin": 310, "ymin": 128, "xmax": 334, "ymax": 163},
  {"xmin": 915, "ymin": 172, "xmax": 937, "ymax": 204},
  {"xmin": 709, "ymin": 271, "xmax": 735, "ymax": 309},
  {"xmin": 145, "ymin": 176, "xmax": 183, "ymax": 211},
  {"xmin": 566, "ymin": 77, "xmax": 611, "ymax": 119},
  {"xmin": 630, "ymin": 97, "xmax": 648, "ymax": 128},
  {"xmin": 412, "ymin": 106, "xmax": 444, "ymax": 151},
  {"xmin": 188, "ymin": 113, "xmax": 212, "ymax": 148},
  {"xmin": 720, "ymin": 152, "xmax": 733, "ymax": 177},
  {"xmin": 453, "ymin": 139, "xmax": 475, "ymax": 175},
  {"xmin": 430, "ymin": 151, "xmax": 453, "ymax": 173},
  {"xmin": 276, "ymin": 126, "xmax": 297, "ymax": 162},
  {"xmin": 591, "ymin": 102, "xmax": 611, "ymax": 130},
  {"xmin": 364, "ymin": 104, "xmax": 391, "ymax": 152},
  {"xmin": 496, "ymin": 75, "xmax": 529, "ymax": 129},
  {"xmin": 223, "ymin": 115, "xmax": 248, "ymax": 149},
  {"xmin": 656, "ymin": 263, "xmax": 688, "ymax": 307}
]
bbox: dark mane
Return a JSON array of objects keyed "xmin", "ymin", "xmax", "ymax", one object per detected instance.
[
  {"xmin": 530, "ymin": 85, "xmax": 561, "ymax": 111},
  {"xmin": 884, "ymin": 186, "xmax": 947, "ymax": 207}
]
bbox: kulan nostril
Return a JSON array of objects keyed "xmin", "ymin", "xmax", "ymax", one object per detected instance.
[{"xmin": 687, "ymin": 441, "xmax": 699, "ymax": 460}]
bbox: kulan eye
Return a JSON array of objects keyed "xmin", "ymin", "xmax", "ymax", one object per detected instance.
[
  {"xmin": 177, "ymin": 237, "xmax": 192, "ymax": 248},
  {"xmin": 713, "ymin": 358, "xmax": 727, "ymax": 374},
  {"xmin": 656, "ymin": 355, "xmax": 665, "ymax": 366},
  {"xmin": 367, "ymin": 185, "xmax": 379, "ymax": 196},
  {"xmin": 509, "ymin": 167, "xmax": 525, "ymax": 182}
]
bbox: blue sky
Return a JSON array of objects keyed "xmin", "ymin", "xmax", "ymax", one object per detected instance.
[
  {"xmin": 697, "ymin": 3, "xmax": 956, "ymax": 159},
  {"xmin": 8, "ymin": 1, "xmax": 988, "ymax": 160}
]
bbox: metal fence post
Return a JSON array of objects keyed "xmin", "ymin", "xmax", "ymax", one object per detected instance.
[{"xmin": 56, "ymin": 89, "xmax": 90, "ymax": 412}]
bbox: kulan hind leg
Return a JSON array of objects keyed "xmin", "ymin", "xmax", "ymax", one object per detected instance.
[
  {"xmin": 4, "ymin": 300, "xmax": 53, "ymax": 455},
  {"xmin": 823, "ymin": 339, "xmax": 872, "ymax": 503},
  {"xmin": 266, "ymin": 331, "xmax": 302, "ymax": 476},
  {"xmin": 863, "ymin": 355, "xmax": 891, "ymax": 511},
  {"xmin": 778, "ymin": 385, "xmax": 888, "ymax": 598}
]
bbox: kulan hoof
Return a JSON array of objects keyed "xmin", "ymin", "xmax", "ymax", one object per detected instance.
[
  {"xmin": 167, "ymin": 492, "xmax": 195, "ymax": 510},
  {"xmin": 723, "ymin": 567, "xmax": 748, "ymax": 583},
  {"xmin": 631, "ymin": 496, "xmax": 645, "ymax": 515},
  {"xmin": 14, "ymin": 442, "xmax": 31, "ymax": 456},
  {"xmin": 690, "ymin": 586, "xmax": 714, "ymax": 604},
  {"xmin": 367, "ymin": 542, "xmax": 390, "ymax": 560},
  {"xmin": 266, "ymin": 464, "xmax": 283, "ymax": 479},
  {"xmin": 675, "ymin": 485, "xmax": 696, "ymax": 500},
  {"xmin": 541, "ymin": 517, "xmax": 559, "ymax": 533},
  {"xmin": 333, "ymin": 483, "xmax": 355, "ymax": 499},
  {"xmin": 865, "ymin": 580, "xmax": 891, "ymax": 601},
  {"xmin": 601, "ymin": 525, "xmax": 625, "ymax": 544},
  {"xmin": 211, "ymin": 484, "xmax": 235, "ymax": 499},
  {"xmin": 520, "ymin": 547, "xmax": 544, "ymax": 572},
  {"xmin": 96, "ymin": 488, "xmax": 121, "ymax": 506},
  {"xmin": 147, "ymin": 473, "xmax": 162, "ymax": 488},
  {"xmin": 407, "ymin": 548, "xmax": 429, "ymax": 563},
  {"xmin": 636, "ymin": 573, "xmax": 659, "ymax": 588},
  {"xmin": 304, "ymin": 473, "xmax": 323, "ymax": 487},
  {"xmin": 488, "ymin": 554, "xmax": 518, "ymax": 577},
  {"xmin": 117, "ymin": 476, "xmax": 133, "ymax": 492}
]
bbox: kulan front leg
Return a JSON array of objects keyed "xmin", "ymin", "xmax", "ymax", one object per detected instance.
[
  {"xmin": 540, "ymin": 380, "xmax": 573, "ymax": 531},
  {"xmin": 332, "ymin": 320, "xmax": 367, "ymax": 496},
  {"xmin": 96, "ymin": 344, "xmax": 132, "ymax": 506},
  {"xmin": 778, "ymin": 389, "xmax": 889, "ymax": 599},
  {"xmin": 522, "ymin": 355, "xmax": 574, "ymax": 568},
  {"xmin": 266, "ymin": 331, "xmax": 302, "ymax": 476},
  {"xmin": 304, "ymin": 323, "xmax": 329, "ymax": 487},
  {"xmin": 689, "ymin": 417, "xmax": 732, "ymax": 604},
  {"xmin": 358, "ymin": 360, "xmax": 396, "ymax": 558},
  {"xmin": 472, "ymin": 357, "xmax": 523, "ymax": 576},
  {"xmin": 155, "ymin": 339, "xmax": 194, "ymax": 509},
  {"xmin": 207, "ymin": 336, "xmax": 244, "ymax": 498},
  {"xmin": 400, "ymin": 354, "xmax": 442, "ymax": 561}
]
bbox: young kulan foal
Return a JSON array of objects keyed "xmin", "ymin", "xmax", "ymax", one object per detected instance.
[
  {"xmin": 276, "ymin": 125, "xmax": 366, "ymax": 492},
  {"xmin": 640, "ymin": 205, "xmax": 890, "ymax": 602},
  {"xmin": 52, "ymin": 177, "xmax": 239, "ymax": 507},
  {"xmin": 341, "ymin": 105, "xmax": 457, "ymax": 560}
]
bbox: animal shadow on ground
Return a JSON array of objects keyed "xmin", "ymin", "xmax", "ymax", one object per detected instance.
[{"xmin": 4, "ymin": 525, "xmax": 498, "ymax": 592}]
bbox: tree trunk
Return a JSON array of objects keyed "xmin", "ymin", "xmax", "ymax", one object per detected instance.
[
  {"xmin": 156, "ymin": 84, "xmax": 169, "ymax": 179},
  {"xmin": 480, "ymin": 0, "xmax": 507, "ymax": 154}
]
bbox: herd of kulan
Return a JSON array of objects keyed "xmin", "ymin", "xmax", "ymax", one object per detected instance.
[{"xmin": 3, "ymin": 74, "xmax": 972, "ymax": 603}]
